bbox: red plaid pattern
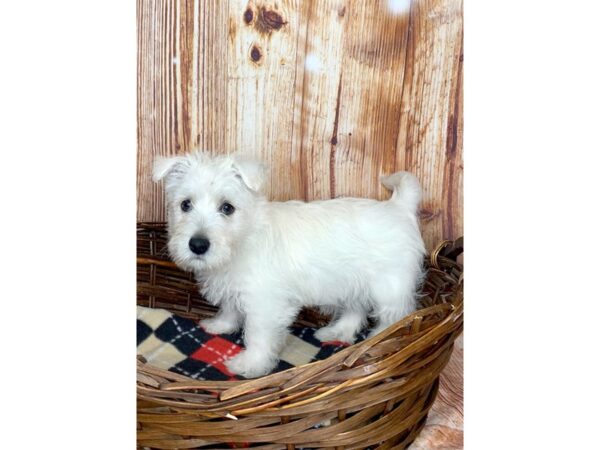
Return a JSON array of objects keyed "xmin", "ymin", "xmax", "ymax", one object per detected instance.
[{"xmin": 190, "ymin": 336, "xmax": 243, "ymax": 379}]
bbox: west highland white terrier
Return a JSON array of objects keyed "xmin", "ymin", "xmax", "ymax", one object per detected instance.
[{"xmin": 153, "ymin": 152, "xmax": 426, "ymax": 378}]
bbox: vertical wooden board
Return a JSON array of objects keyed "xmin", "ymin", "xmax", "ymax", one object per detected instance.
[
  {"xmin": 138, "ymin": 0, "xmax": 179, "ymax": 222},
  {"xmin": 443, "ymin": 36, "xmax": 463, "ymax": 246},
  {"xmin": 225, "ymin": 0, "xmax": 304, "ymax": 201},
  {"xmin": 175, "ymin": 0, "xmax": 200, "ymax": 153},
  {"xmin": 288, "ymin": 0, "xmax": 347, "ymax": 200},
  {"xmin": 198, "ymin": 0, "xmax": 229, "ymax": 156},
  {"xmin": 332, "ymin": 0, "xmax": 411, "ymax": 200},
  {"xmin": 396, "ymin": 0, "xmax": 463, "ymax": 249},
  {"xmin": 137, "ymin": 0, "xmax": 156, "ymax": 221}
]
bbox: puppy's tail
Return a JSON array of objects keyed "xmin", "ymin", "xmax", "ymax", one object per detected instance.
[{"xmin": 381, "ymin": 171, "xmax": 422, "ymax": 212}]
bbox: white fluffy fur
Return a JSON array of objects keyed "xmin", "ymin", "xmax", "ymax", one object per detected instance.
[{"xmin": 153, "ymin": 152, "xmax": 426, "ymax": 378}]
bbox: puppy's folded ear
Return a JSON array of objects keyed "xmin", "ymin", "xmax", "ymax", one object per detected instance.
[
  {"xmin": 152, "ymin": 156, "xmax": 190, "ymax": 183},
  {"xmin": 232, "ymin": 154, "xmax": 266, "ymax": 193}
]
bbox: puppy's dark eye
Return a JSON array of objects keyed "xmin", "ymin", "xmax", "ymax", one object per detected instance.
[
  {"xmin": 219, "ymin": 202, "xmax": 235, "ymax": 215},
  {"xmin": 180, "ymin": 199, "xmax": 192, "ymax": 212}
]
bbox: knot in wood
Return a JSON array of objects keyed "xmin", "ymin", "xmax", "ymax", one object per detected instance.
[
  {"xmin": 243, "ymin": 8, "xmax": 254, "ymax": 24},
  {"xmin": 250, "ymin": 45, "xmax": 262, "ymax": 62},
  {"xmin": 256, "ymin": 7, "xmax": 286, "ymax": 33}
]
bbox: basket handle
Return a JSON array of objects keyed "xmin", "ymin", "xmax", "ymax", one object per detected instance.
[{"xmin": 430, "ymin": 236, "xmax": 463, "ymax": 268}]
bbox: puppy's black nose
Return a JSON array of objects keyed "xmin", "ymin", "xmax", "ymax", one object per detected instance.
[{"xmin": 189, "ymin": 236, "xmax": 210, "ymax": 255}]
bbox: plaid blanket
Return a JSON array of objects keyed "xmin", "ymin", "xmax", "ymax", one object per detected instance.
[{"xmin": 137, "ymin": 306, "xmax": 367, "ymax": 380}]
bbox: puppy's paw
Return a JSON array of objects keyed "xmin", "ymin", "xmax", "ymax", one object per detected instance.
[
  {"xmin": 225, "ymin": 350, "xmax": 276, "ymax": 378},
  {"xmin": 199, "ymin": 317, "xmax": 239, "ymax": 335},
  {"xmin": 314, "ymin": 326, "xmax": 355, "ymax": 344}
]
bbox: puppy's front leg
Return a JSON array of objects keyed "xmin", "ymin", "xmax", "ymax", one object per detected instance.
[
  {"xmin": 199, "ymin": 301, "xmax": 242, "ymax": 335},
  {"xmin": 225, "ymin": 302, "xmax": 297, "ymax": 378}
]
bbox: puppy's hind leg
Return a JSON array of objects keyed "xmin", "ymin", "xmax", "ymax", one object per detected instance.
[
  {"xmin": 314, "ymin": 306, "xmax": 367, "ymax": 344},
  {"xmin": 368, "ymin": 272, "xmax": 419, "ymax": 338}
]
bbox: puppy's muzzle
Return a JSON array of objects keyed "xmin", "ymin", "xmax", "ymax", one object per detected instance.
[{"xmin": 189, "ymin": 236, "xmax": 210, "ymax": 255}]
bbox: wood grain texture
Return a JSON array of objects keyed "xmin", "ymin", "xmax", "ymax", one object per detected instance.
[
  {"xmin": 397, "ymin": 0, "xmax": 463, "ymax": 249},
  {"xmin": 137, "ymin": 0, "xmax": 463, "ymax": 249},
  {"xmin": 137, "ymin": 5, "xmax": 464, "ymax": 446}
]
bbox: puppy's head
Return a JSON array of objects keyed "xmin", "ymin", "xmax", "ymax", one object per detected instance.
[{"xmin": 153, "ymin": 152, "xmax": 266, "ymax": 272}]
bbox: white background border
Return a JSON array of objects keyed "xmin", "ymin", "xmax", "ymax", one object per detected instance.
[{"xmin": 1, "ymin": 1, "xmax": 599, "ymax": 448}]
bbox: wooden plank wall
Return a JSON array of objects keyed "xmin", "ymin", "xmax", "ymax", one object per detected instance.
[{"xmin": 137, "ymin": 0, "xmax": 463, "ymax": 251}]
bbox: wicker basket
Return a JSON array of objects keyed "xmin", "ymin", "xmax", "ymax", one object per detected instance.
[{"xmin": 137, "ymin": 223, "xmax": 463, "ymax": 450}]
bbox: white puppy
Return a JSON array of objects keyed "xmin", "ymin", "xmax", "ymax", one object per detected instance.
[{"xmin": 153, "ymin": 152, "xmax": 425, "ymax": 378}]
